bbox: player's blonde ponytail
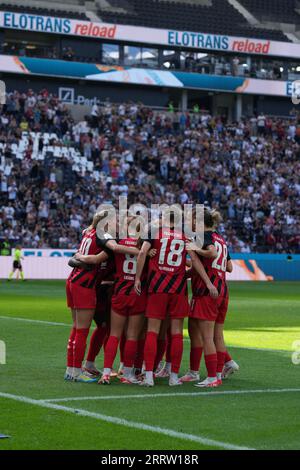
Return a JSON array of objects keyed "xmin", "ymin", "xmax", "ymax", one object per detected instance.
[
  {"xmin": 86, "ymin": 211, "xmax": 109, "ymax": 233},
  {"xmin": 211, "ymin": 210, "xmax": 222, "ymax": 229},
  {"xmin": 204, "ymin": 208, "xmax": 222, "ymax": 229}
]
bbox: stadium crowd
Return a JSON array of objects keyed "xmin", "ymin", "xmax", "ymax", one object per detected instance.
[{"xmin": 0, "ymin": 89, "xmax": 299, "ymax": 254}]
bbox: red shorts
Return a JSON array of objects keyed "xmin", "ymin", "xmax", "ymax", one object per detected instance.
[
  {"xmin": 111, "ymin": 292, "xmax": 147, "ymax": 317},
  {"xmin": 66, "ymin": 280, "xmax": 96, "ymax": 310},
  {"xmin": 146, "ymin": 293, "xmax": 189, "ymax": 320},
  {"xmin": 189, "ymin": 295, "xmax": 229, "ymax": 324}
]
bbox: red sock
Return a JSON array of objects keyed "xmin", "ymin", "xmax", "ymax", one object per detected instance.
[
  {"xmin": 170, "ymin": 334, "xmax": 183, "ymax": 374},
  {"xmin": 166, "ymin": 329, "xmax": 172, "ymax": 363},
  {"xmin": 134, "ymin": 338, "xmax": 145, "ymax": 370},
  {"xmin": 144, "ymin": 332, "xmax": 158, "ymax": 371},
  {"xmin": 217, "ymin": 351, "xmax": 226, "ymax": 374},
  {"xmin": 205, "ymin": 353, "xmax": 218, "ymax": 378},
  {"xmin": 73, "ymin": 328, "xmax": 89, "ymax": 369},
  {"xmin": 67, "ymin": 327, "xmax": 76, "ymax": 367},
  {"xmin": 190, "ymin": 347, "xmax": 203, "ymax": 372},
  {"xmin": 86, "ymin": 325, "xmax": 108, "ymax": 363},
  {"xmin": 123, "ymin": 340, "xmax": 138, "ymax": 368},
  {"xmin": 224, "ymin": 350, "xmax": 232, "ymax": 363},
  {"xmin": 119, "ymin": 332, "xmax": 126, "ymax": 363},
  {"xmin": 104, "ymin": 336, "xmax": 119, "ymax": 369},
  {"xmin": 104, "ymin": 332, "xmax": 109, "ymax": 348},
  {"xmin": 154, "ymin": 339, "xmax": 167, "ymax": 371}
]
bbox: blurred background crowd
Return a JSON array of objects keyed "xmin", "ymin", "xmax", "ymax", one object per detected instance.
[{"xmin": 0, "ymin": 89, "xmax": 299, "ymax": 253}]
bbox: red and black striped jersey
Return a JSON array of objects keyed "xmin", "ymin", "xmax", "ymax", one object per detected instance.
[
  {"xmin": 68, "ymin": 228, "xmax": 103, "ymax": 289},
  {"xmin": 144, "ymin": 227, "xmax": 188, "ymax": 295},
  {"xmin": 113, "ymin": 238, "xmax": 140, "ymax": 296},
  {"xmin": 191, "ymin": 231, "xmax": 231, "ymax": 298}
]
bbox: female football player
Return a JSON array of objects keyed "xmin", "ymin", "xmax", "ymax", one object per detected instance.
[
  {"xmin": 77, "ymin": 217, "xmax": 147, "ymax": 385},
  {"xmin": 185, "ymin": 209, "xmax": 233, "ymax": 388},
  {"xmin": 134, "ymin": 211, "xmax": 218, "ymax": 387},
  {"xmin": 65, "ymin": 212, "xmax": 109, "ymax": 383}
]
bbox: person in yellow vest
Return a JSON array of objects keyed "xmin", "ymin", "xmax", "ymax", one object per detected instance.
[{"xmin": 8, "ymin": 246, "xmax": 25, "ymax": 281}]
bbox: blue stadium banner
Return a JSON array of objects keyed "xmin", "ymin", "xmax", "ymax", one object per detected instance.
[{"xmin": 0, "ymin": 55, "xmax": 293, "ymax": 97}]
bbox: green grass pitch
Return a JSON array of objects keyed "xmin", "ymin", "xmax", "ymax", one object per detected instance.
[{"xmin": 0, "ymin": 280, "xmax": 300, "ymax": 450}]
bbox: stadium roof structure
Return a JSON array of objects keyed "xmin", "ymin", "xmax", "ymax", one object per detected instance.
[{"xmin": 1, "ymin": 0, "xmax": 298, "ymax": 43}]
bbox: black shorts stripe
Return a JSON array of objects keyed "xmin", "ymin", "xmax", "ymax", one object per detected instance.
[
  {"xmin": 152, "ymin": 274, "xmax": 167, "ymax": 293},
  {"xmin": 210, "ymin": 274, "xmax": 216, "ymax": 285},
  {"xmin": 217, "ymin": 279, "xmax": 222, "ymax": 294},
  {"xmin": 163, "ymin": 275, "xmax": 179, "ymax": 293},
  {"xmin": 176, "ymin": 277, "xmax": 187, "ymax": 294}
]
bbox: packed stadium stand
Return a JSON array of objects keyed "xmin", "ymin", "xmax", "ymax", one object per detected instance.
[
  {"xmin": 1, "ymin": 91, "xmax": 299, "ymax": 253},
  {"xmin": 97, "ymin": 0, "xmax": 291, "ymax": 41},
  {"xmin": 240, "ymin": 0, "xmax": 300, "ymax": 25}
]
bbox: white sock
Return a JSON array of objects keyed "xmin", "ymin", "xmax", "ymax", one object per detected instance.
[
  {"xmin": 145, "ymin": 371, "xmax": 153, "ymax": 382},
  {"xmin": 190, "ymin": 370, "xmax": 199, "ymax": 376},
  {"xmin": 103, "ymin": 368, "xmax": 111, "ymax": 376},
  {"xmin": 123, "ymin": 366, "xmax": 133, "ymax": 377},
  {"xmin": 66, "ymin": 367, "xmax": 73, "ymax": 375},
  {"xmin": 85, "ymin": 361, "xmax": 96, "ymax": 369},
  {"xmin": 170, "ymin": 372, "xmax": 178, "ymax": 382},
  {"xmin": 72, "ymin": 367, "xmax": 82, "ymax": 377},
  {"xmin": 226, "ymin": 360, "xmax": 234, "ymax": 367},
  {"xmin": 165, "ymin": 362, "xmax": 171, "ymax": 372},
  {"xmin": 217, "ymin": 372, "xmax": 222, "ymax": 380},
  {"xmin": 119, "ymin": 362, "xmax": 124, "ymax": 370}
]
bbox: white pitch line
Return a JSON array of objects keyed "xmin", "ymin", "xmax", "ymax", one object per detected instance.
[
  {"xmin": 0, "ymin": 315, "xmax": 289, "ymax": 354},
  {"xmin": 43, "ymin": 388, "xmax": 300, "ymax": 403},
  {"xmin": 0, "ymin": 392, "xmax": 253, "ymax": 451},
  {"xmin": 0, "ymin": 315, "xmax": 70, "ymax": 327}
]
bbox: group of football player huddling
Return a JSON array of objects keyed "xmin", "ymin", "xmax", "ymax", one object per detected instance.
[{"xmin": 65, "ymin": 207, "xmax": 239, "ymax": 388}]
